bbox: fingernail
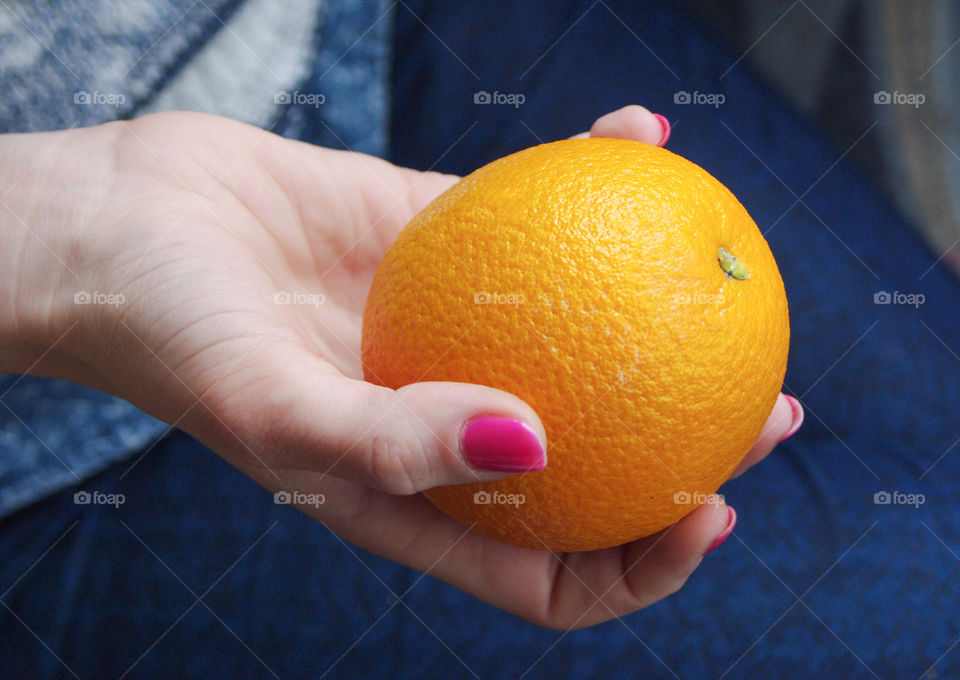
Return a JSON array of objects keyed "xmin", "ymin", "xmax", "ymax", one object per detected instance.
[
  {"xmin": 652, "ymin": 113, "xmax": 671, "ymax": 146},
  {"xmin": 779, "ymin": 395, "xmax": 804, "ymax": 442},
  {"xmin": 704, "ymin": 506, "xmax": 736, "ymax": 555},
  {"xmin": 461, "ymin": 417, "xmax": 546, "ymax": 472}
]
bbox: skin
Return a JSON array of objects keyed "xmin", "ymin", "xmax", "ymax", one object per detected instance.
[{"xmin": 0, "ymin": 105, "xmax": 801, "ymax": 629}]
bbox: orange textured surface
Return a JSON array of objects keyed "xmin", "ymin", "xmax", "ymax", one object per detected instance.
[{"xmin": 361, "ymin": 138, "xmax": 789, "ymax": 552}]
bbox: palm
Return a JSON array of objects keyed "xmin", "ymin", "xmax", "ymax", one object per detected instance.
[{"xmin": 87, "ymin": 113, "xmax": 450, "ymax": 402}]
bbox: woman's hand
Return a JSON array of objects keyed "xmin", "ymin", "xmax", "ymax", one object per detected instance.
[{"xmin": 0, "ymin": 105, "xmax": 802, "ymax": 629}]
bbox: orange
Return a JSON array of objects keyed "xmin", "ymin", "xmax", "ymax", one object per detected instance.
[{"xmin": 361, "ymin": 138, "xmax": 789, "ymax": 552}]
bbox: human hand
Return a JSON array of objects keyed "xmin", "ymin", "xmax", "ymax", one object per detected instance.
[{"xmin": 1, "ymin": 105, "xmax": 802, "ymax": 628}]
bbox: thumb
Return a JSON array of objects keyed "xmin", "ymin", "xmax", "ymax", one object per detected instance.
[
  {"xmin": 569, "ymin": 105, "xmax": 671, "ymax": 146},
  {"xmin": 219, "ymin": 351, "xmax": 547, "ymax": 495}
]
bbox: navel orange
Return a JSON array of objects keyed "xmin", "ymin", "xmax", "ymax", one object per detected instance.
[{"xmin": 361, "ymin": 138, "xmax": 789, "ymax": 552}]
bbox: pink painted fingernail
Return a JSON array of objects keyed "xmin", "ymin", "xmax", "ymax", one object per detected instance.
[
  {"xmin": 461, "ymin": 417, "xmax": 546, "ymax": 472},
  {"xmin": 779, "ymin": 395, "xmax": 804, "ymax": 442},
  {"xmin": 704, "ymin": 506, "xmax": 736, "ymax": 555},
  {"xmin": 653, "ymin": 113, "xmax": 671, "ymax": 146}
]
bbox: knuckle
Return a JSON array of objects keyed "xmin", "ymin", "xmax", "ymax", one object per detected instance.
[
  {"xmin": 364, "ymin": 431, "xmax": 425, "ymax": 495},
  {"xmin": 620, "ymin": 551, "xmax": 693, "ymax": 611}
]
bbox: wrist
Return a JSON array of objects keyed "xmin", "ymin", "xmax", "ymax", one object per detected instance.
[{"xmin": 0, "ymin": 125, "xmax": 118, "ymax": 381}]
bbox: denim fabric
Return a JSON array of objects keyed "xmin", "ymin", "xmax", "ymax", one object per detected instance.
[
  {"xmin": 0, "ymin": 0, "xmax": 243, "ymax": 133},
  {"xmin": 0, "ymin": 376, "xmax": 172, "ymax": 516},
  {"xmin": 274, "ymin": 0, "xmax": 392, "ymax": 156}
]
